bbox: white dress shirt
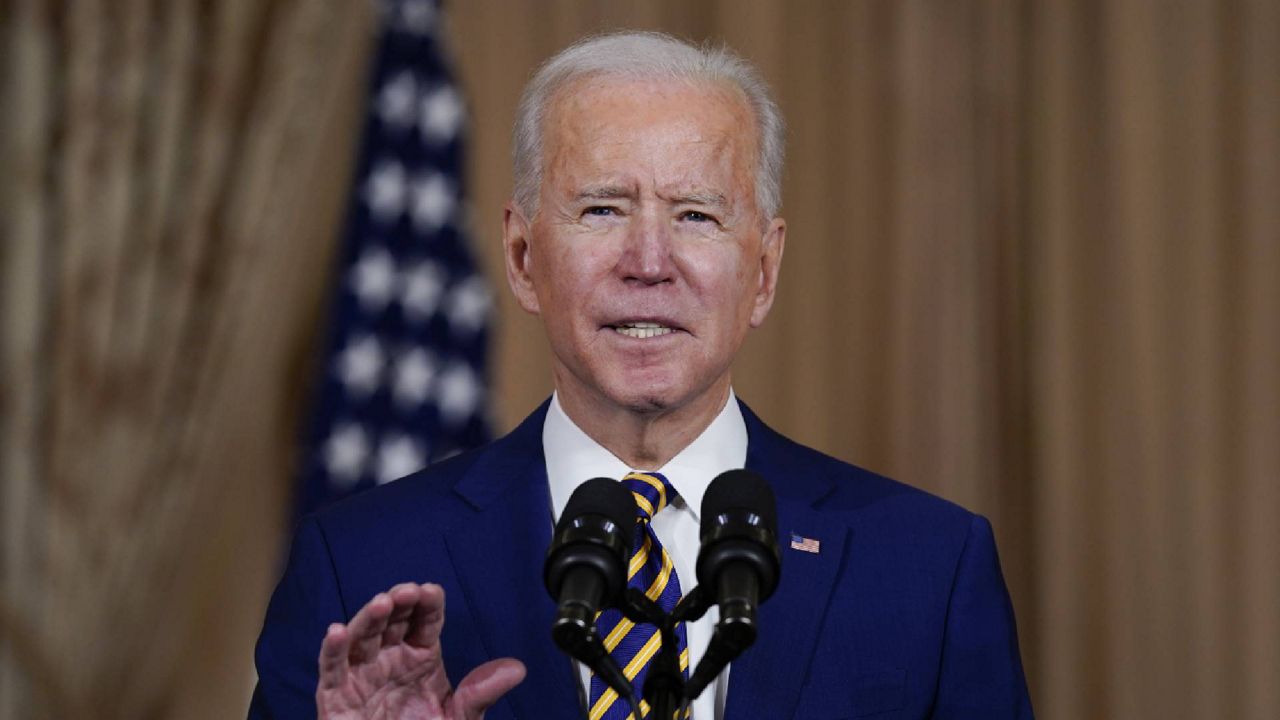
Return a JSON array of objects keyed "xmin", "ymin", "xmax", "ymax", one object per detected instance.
[{"xmin": 544, "ymin": 390, "xmax": 748, "ymax": 720}]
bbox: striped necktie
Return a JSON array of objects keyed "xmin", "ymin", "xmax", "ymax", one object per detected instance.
[{"xmin": 586, "ymin": 471, "xmax": 690, "ymax": 720}]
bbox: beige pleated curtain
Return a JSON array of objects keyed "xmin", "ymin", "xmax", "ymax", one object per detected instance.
[{"xmin": 1, "ymin": 2, "xmax": 1276, "ymax": 719}]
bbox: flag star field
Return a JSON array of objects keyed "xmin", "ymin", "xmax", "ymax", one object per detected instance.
[{"xmin": 297, "ymin": 0, "xmax": 491, "ymax": 514}]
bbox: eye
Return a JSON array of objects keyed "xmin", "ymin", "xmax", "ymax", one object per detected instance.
[
  {"xmin": 584, "ymin": 206, "xmax": 618, "ymax": 217},
  {"xmin": 680, "ymin": 210, "xmax": 718, "ymax": 224}
]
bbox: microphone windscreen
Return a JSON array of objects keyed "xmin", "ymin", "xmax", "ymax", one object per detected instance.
[
  {"xmin": 701, "ymin": 469, "xmax": 777, "ymax": 535},
  {"xmin": 556, "ymin": 477, "xmax": 637, "ymax": 545}
]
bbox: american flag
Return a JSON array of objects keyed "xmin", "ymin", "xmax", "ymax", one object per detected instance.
[
  {"xmin": 790, "ymin": 533, "xmax": 821, "ymax": 554},
  {"xmin": 296, "ymin": 0, "xmax": 490, "ymax": 515}
]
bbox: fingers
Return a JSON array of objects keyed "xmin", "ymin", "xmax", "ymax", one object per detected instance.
[
  {"xmin": 406, "ymin": 583, "xmax": 447, "ymax": 649},
  {"xmin": 317, "ymin": 623, "xmax": 351, "ymax": 691},
  {"xmin": 451, "ymin": 658, "xmax": 527, "ymax": 720},
  {"xmin": 345, "ymin": 591, "xmax": 393, "ymax": 663},
  {"xmin": 345, "ymin": 582, "xmax": 422, "ymax": 663},
  {"xmin": 315, "ymin": 581, "xmax": 448, "ymax": 703},
  {"xmin": 317, "ymin": 582, "xmax": 519, "ymax": 720},
  {"xmin": 381, "ymin": 583, "xmax": 423, "ymax": 647}
]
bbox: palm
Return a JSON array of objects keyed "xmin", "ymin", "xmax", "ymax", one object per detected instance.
[
  {"xmin": 316, "ymin": 584, "xmax": 525, "ymax": 720},
  {"xmin": 320, "ymin": 642, "xmax": 446, "ymax": 719}
]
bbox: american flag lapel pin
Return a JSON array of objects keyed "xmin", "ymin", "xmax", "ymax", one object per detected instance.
[{"xmin": 789, "ymin": 532, "xmax": 820, "ymax": 554}]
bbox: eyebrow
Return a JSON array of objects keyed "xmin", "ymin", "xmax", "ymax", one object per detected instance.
[
  {"xmin": 574, "ymin": 185, "xmax": 637, "ymax": 202},
  {"xmin": 667, "ymin": 191, "xmax": 728, "ymax": 208},
  {"xmin": 572, "ymin": 185, "xmax": 730, "ymax": 208}
]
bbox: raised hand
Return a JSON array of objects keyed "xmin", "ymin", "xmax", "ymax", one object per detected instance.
[{"xmin": 316, "ymin": 583, "xmax": 526, "ymax": 720}]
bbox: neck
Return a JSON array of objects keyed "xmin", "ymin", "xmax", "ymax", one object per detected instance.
[{"xmin": 555, "ymin": 381, "xmax": 731, "ymax": 470}]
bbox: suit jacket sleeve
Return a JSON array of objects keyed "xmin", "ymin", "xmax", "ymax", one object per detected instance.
[
  {"xmin": 932, "ymin": 514, "xmax": 1033, "ymax": 718},
  {"xmin": 248, "ymin": 517, "xmax": 344, "ymax": 720}
]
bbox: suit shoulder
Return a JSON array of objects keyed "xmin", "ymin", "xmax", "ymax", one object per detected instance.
[
  {"xmin": 785, "ymin": 445, "xmax": 989, "ymax": 604},
  {"xmin": 773, "ymin": 432, "xmax": 978, "ymax": 541},
  {"xmin": 742, "ymin": 400, "xmax": 974, "ymax": 528},
  {"xmin": 308, "ymin": 445, "xmax": 485, "ymax": 541},
  {"xmin": 301, "ymin": 402, "xmax": 551, "ymax": 551},
  {"xmin": 833, "ymin": 451, "xmax": 970, "ymax": 517}
]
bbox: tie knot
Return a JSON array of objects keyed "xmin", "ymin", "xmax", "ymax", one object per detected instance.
[{"xmin": 621, "ymin": 472, "xmax": 678, "ymax": 522}]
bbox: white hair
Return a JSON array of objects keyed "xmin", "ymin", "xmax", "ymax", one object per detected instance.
[{"xmin": 511, "ymin": 31, "xmax": 785, "ymax": 220}]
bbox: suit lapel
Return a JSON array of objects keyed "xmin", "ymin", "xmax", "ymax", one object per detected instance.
[
  {"xmin": 440, "ymin": 399, "xmax": 848, "ymax": 719},
  {"xmin": 443, "ymin": 402, "xmax": 580, "ymax": 719},
  {"xmin": 724, "ymin": 403, "xmax": 848, "ymax": 720}
]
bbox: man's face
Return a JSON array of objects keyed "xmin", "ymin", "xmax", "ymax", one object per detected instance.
[{"xmin": 504, "ymin": 76, "xmax": 785, "ymax": 417}]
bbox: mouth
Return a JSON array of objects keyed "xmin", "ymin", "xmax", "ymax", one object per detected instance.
[{"xmin": 608, "ymin": 321, "xmax": 679, "ymax": 339}]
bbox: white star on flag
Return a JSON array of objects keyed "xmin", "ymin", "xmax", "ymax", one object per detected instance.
[
  {"xmin": 365, "ymin": 159, "xmax": 408, "ymax": 223},
  {"xmin": 437, "ymin": 361, "xmax": 481, "ymax": 427},
  {"xmin": 445, "ymin": 276, "xmax": 492, "ymax": 334},
  {"xmin": 397, "ymin": 0, "xmax": 435, "ymax": 35},
  {"xmin": 376, "ymin": 71, "xmax": 418, "ymax": 129},
  {"xmin": 400, "ymin": 261, "xmax": 446, "ymax": 321},
  {"xmin": 392, "ymin": 347, "xmax": 437, "ymax": 407},
  {"xmin": 336, "ymin": 336, "xmax": 386, "ymax": 395},
  {"xmin": 410, "ymin": 172, "xmax": 455, "ymax": 231},
  {"xmin": 376, "ymin": 433, "xmax": 427, "ymax": 484},
  {"xmin": 420, "ymin": 85, "xmax": 464, "ymax": 143},
  {"xmin": 323, "ymin": 423, "xmax": 371, "ymax": 487},
  {"xmin": 349, "ymin": 248, "xmax": 398, "ymax": 311}
]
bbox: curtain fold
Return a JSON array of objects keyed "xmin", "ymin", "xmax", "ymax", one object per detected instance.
[{"xmin": 1, "ymin": 1, "xmax": 376, "ymax": 718}]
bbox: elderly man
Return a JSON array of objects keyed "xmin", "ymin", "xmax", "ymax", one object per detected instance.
[{"xmin": 250, "ymin": 32, "xmax": 1032, "ymax": 720}]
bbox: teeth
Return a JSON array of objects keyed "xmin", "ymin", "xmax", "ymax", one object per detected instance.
[{"xmin": 614, "ymin": 323, "xmax": 674, "ymax": 339}]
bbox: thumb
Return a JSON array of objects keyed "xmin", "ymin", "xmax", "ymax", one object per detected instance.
[{"xmin": 451, "ymin": 658, "xmax": 527, "ymax": 719}]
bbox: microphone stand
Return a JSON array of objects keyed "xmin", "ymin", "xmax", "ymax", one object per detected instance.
[
  {"xmin": 579, "ymin": 573, "xmax": 768, "ymax": 719},
  {"xmin": 620, "ymin": 589, "xmax": 683, "ymax": 720},
  {"xmin": 566, "ymin": 582, "xmax": 760, "ymax": 719},
  {"xmin": 618, "ymin": 584, "xmax": 740, "ymax": 720}
]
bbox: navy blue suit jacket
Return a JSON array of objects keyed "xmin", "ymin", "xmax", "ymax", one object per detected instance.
[{"xmin": 250, "ymin": 400, "xmax": 1032, "ymax": 719}]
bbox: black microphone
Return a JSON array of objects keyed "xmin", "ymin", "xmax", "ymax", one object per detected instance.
[
  {"xmin": 543, "ymin": 477, "xmax": 638, "ymax": 707},
  {"xmin": 686, "ymin": 469, "xmax": 781, "ymax": 700}
]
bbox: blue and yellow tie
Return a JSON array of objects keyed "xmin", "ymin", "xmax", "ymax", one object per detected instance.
[{"xmin": 586, "ymin": 471, "xmax": 690, "ymax": 720}]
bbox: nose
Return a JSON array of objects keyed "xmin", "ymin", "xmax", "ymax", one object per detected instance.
[{"xmin": 616, "ymin": 210, "xmax": 676, "ymax": 285}]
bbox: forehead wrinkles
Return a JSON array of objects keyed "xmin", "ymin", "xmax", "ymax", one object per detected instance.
[{"xmin": 542, "ymin": 79, "xmax": 758, "ymax": 207}]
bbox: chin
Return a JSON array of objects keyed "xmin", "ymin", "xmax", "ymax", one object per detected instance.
[
  {"xmin": 621, "ymin": 394, "xmax": 678, "ymax": 414},
  {"xmin": 597, "ymin": 371, "xmax": 704, "ymax": 417},
  {"xmin": 601, "ymin": 386, "xmax": 678, "ymax": 414}
]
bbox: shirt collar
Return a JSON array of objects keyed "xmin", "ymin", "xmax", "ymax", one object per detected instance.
[{"xmin": 543, "ymin": 389, "xmax": 748, "ymax": 522}]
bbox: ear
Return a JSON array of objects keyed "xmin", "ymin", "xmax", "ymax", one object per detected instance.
[
  {"xmin": 749, "ymin": 217, "xmax": 786, "ymax": 328},
  {"xmin": 503, "ymin": 201, "xmax": 541, "ymax": 315}
]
